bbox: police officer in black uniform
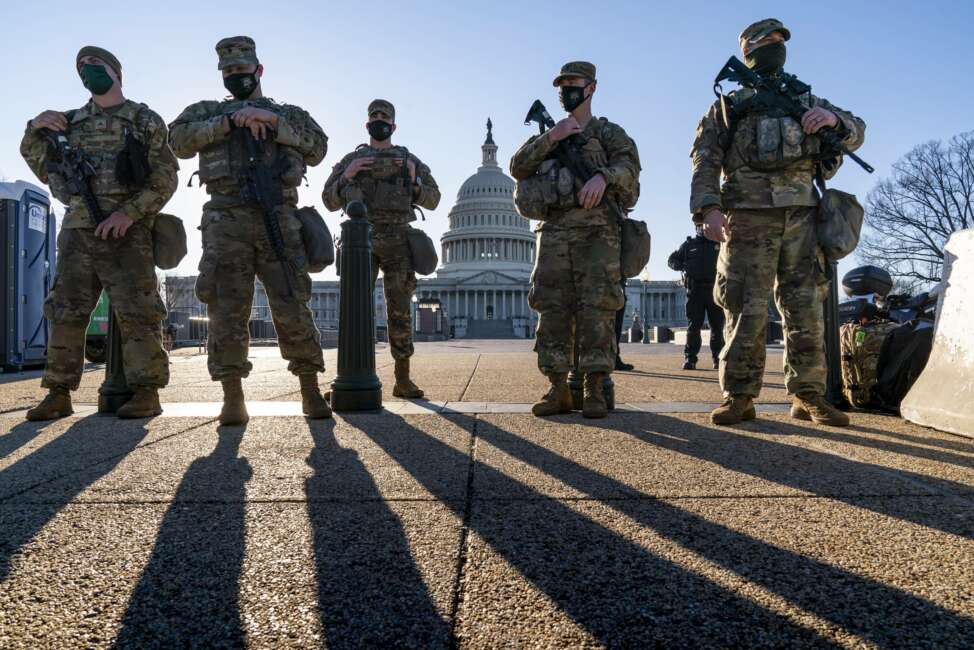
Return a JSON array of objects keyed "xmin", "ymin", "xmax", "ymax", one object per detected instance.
[{"xmin": 668, "ymin": 225, "xmax": 724, "ymax": 370}]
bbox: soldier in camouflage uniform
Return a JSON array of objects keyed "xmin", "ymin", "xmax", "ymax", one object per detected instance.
[
  {"xmin": 511, "ymin": 62, "xmax": 641, "ymax": 419},
  {"xmin": 690, "ymin": 19, "xmax": 866, "ymax": 426},
  {"xmin": 322, "ymin": 99, "xmax": 441, "ymax": 398},
  {"xmin": 169, "ymin": 36, "xmax": 331, "ymax": 425},
  {"xmin": 21, "ymin": 46, "xmax": 178, "ymax": 421}
]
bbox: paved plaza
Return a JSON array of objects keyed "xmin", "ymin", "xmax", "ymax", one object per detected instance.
[{"xmin": 0, "ymin": 341, "xmax": 972, "ymax": 648}]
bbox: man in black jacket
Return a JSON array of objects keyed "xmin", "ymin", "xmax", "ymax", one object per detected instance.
[{"xmin": 668, "ymin": 226, "xmax": 724, "ymax": 370}]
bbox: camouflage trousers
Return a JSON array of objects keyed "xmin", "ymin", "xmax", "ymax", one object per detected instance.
[
  {"xmin": 529, "ymin": 224, "xmax": 624, "ymax": 374},
  {"xmin": 715, "ymin": 206, "xmax": 828, "ymax": 398},
  {"xmin": 43, "ymin": 225, "xmax": 168, "ymax": 390},
  {"xmin": 196, "ymin": 202, "xmax": 323, "ymax": 380},
  {"xmin": 371, "ymin": 224, "xmax": 416, "ymax": 361}
]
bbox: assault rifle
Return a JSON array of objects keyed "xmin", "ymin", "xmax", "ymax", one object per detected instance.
[
  {"xmin": 235, "ymin": 127, "xmax": 297, "ymax": 297},
  {"xmin": 42, "ymin": 130, "xmax": 108, "ymax": 223},
  {"xmin": 713, "ymin": 56, "xmax": 874, "ymax": 174},
  {"xmin": 523, "ymin": 99, "xmax": 625, "ymax": 218}
]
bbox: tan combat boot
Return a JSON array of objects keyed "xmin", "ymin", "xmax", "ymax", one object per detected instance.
[
  {"xmin": 710, "ymin": 395, "xmax": 756, "ymax": 425},
  {"xmin": 116, "ymin": 388, "xmax": 163, "ymax": 419},
  {"xmin": 219, "ymin": 378, "xmax": 249, "ymax": 426},
  {"xmin": 392, "ymin": 358, "xmax": 424, "ymax": 399},
  {"xmin": 26, "ymin": 386, "xmax": 73, "ymax": 421},
  {"xmin": 791, "ymin": 392, "xmax": 850, "ymax": 427},
  {"xmin": 531, "ymin": 373, "xmax": 573, "ymax": 417},
  {"xmin": 299, "ymin": 374, "xmax": 332, "ymax": 419},
  {"xmin": 582, "ymin": 372, "xmax": 609, "ymax": 419}
]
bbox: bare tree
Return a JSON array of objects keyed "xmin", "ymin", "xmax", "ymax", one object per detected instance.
[{"xmin": 859, "ymin": 130, "xmax": 974, "ymax": 291}]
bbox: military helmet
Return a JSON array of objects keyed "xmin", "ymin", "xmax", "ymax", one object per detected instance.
[
  {"xmin": 216, "ymin": 36, "xmax": 259, "ymax": 70},
  {"xmin": 552, "ymin": 61, "xmax": 597, "ymax": 86},
  {"xmin": 739, "ymin": 19, "xmax": 791, "ymax": 53},
  {"xmin": 368, "ymin": 99, "xmax": 395, "ymax": 121}
]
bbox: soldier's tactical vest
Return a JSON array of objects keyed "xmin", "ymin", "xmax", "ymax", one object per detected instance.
[
  {"xmin": 196, "ymin": 98, "xmax": 305, "ymax": 197},
  {"xmin": 839, "ymin": 320, "xmax": 899, "ymax": 408},
  {"xmin": 342, "ymin": 145, "xmax": 414, "ymax": 224},
  {"xmin": 48, "ymin": 101, "xmax": 152, "ymax": 209},
  {"xmin": 724, "ymin": 88, "xmax": 823, "ymax": 172},
  {"xmin": 515, "ymin": 118, "xmax": 639, "ymax": 221}
]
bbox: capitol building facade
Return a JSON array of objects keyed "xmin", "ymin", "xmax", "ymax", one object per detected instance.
[{"xmin": 166, "ymin": 121, "xmax": 685, "ymax": 342}]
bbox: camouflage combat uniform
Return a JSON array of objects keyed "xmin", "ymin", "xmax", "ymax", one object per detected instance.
[
  {"xmin": 20, "ymin": 98, "xmax": 178, "ymax": 391},
  {"xmin": 690, "ymin": 20, "xmax": 866, "ymax": 400},
  {"xmin": 169, "ymin": 38, "xmax": 327, "ymax": 382},
  {"xmin": 511, "ymin": 111, "xmax": 640, "ymax": 376},
  {"xmin": 322, "ymin": 106, "xmax": 440, "ymax": 362}
]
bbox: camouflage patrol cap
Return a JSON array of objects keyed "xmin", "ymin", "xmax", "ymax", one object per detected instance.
[
  {"xmin": 76, "ymin": 46, "xmax": 122, "ymax": 80},
  {"xmin": 739, "ymin": 19, "xmax": 791, "ymax": 53},
  {"xmin": 215, "ymin": 36, "xmax": 259, "ymax": 70},
  {"xmin": 552, "ymin": 61, "xmax": 596, "ymax": 86},
  {"xmin": 368, "ymin": 99, "xmax": 395, "ymax": 121}
]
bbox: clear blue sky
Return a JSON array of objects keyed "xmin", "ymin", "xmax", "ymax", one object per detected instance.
[{"xmin": 2, "ymin": 0, "xmax": 972, "ymax": 282}]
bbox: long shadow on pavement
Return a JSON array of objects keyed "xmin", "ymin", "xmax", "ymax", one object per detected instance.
[
  {"xmin": 352, "ymin": 413, "xmax": 836, "ymax": 648},
  {"xmin": 848, "ymin": 422, "xmax": 974, "ymax": 455},
  {"xmin": 800, "ymin": 424, "xmax": 974, "ymax": 470},
  {"xmin": 478, "ymin": 416, "xmax": 974, "ymax": 647},
  {"xmin": 305, "ymin": 419, "xmax": 452, "ymax": 648},
  {"xmin": 0, "ymin": 416, "xmax": 151, "ymax": 583},
  {"xmin": 113, "ymin": 426, "xmax": 251, "ymax": 648},
  {"xmin": 739, "ymin": 417, "xmax": 974, "ymax": 506},
  {"xmin": 0, "ymin": 421, "xmax": 47, "ymax": 460}
]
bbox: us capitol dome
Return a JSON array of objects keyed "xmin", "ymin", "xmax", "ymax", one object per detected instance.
[{"xmin": 414, "ymin": 119, "xmax": 539, "ymax": 338}]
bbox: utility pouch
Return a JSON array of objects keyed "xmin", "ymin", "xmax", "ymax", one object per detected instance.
[
  {"xmin": 295, "ymin": 206, "xmax": 335, "ymax": 272},
  {"xmin": 152, "ymin": 213, "xmax": 188, "ymax": 270},
  {"xmin": 620, "ymin": 217, "xmax": 652, "ymax": 278},
  {"xmin": 816, "ymin": 170, "xmax": 863, "ymax": 262},
  {"xmin": 514, "ymin": 159, "xmax": 574, "ymax": 221},
  {"xmin": 114, "ymin": 127, "xmax": 151, "ymax": 188},
  {"xmin": 406, "ymin": 226, "xmax": 438, "ymax": 275}
]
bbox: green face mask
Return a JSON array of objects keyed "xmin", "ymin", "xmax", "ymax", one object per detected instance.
[{"xmin": 80, "ymin": 63, "xmax": 114, "ymax": 96}]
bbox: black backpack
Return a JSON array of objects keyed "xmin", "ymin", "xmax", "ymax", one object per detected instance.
[{"xmin": 872, "ymin": 320, "xmax": 934, "ymax": 413}]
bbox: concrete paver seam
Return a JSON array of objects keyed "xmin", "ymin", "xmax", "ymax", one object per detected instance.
[
  {"xmin": 0, "ymin": 417, "xmax": 220, "ymax": 505},
  {"xmin": 447, "ymin": 416, "xmax": 479, "ymax": 648},
  {"xmin": 457, "ymin": 354, "xmax": 482, "ymax": 403}
]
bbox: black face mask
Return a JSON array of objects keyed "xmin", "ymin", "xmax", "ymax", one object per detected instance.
[
  {"xmin": 559, "ymin": 84, "xmax": 590, "ymax": 113},
  {"xmin": 223, "ymin": 72, "xmax": 259, "ymax": 100},
  {"xmin": 367, "ymin": 120, "xmax": 393, "ymax": 142},
  {"xmin": 745, "ymin": 42, "xmax": 786, "ymax": 76}
]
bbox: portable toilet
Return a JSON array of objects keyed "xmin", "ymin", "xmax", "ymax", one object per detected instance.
[{"xmin": 0, "ymin": 180, "xmax": 56, "ymax": 370}]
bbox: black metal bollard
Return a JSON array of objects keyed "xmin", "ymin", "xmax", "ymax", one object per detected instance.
[
  {"xmin": 331, "ymin": 200, "xmax": 382, "ymax": 411},
  {"xmin": 823, "ymin": 259, "xmax": 849, "ymax": 409},
  {"xmin": 97, "ymin": 309, "xmax": 132, "ymax": 413},
  {"xmin": 567, "ymin": 334, "xmax": 615, "ymax": 411}
]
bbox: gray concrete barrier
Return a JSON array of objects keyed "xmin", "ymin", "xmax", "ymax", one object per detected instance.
[{"xmin": 901, "ymin": 229, "xmax": 974, "ymax": 438}]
